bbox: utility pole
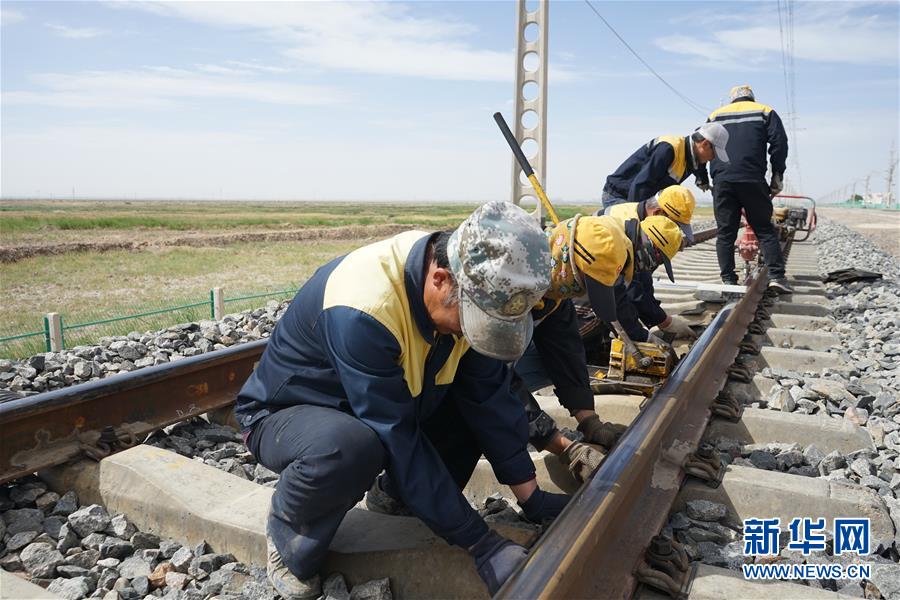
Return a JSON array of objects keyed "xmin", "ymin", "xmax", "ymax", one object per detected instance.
[
  {"xmin": 864, "ymin": 174, "xmax": 870, "ymax": 203},
  {"xmin": 886, "ymin": 140, "xmax": 896, "ymax": 208},
  {"xmin": 509, "ymin": 0, "xmax": 549, "ymax": 221}
]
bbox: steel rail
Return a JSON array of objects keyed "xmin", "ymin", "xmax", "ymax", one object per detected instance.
[
  {"xmin": 0, "ymin": 225, "xmax": 720, "ymax": 487},
  {"xmin": 689, "ymin": 226, "xmax": 717, "ymax": 245},
  {"xmin": 497, "ymin": 264, "xmax": 769, "ymax": 599},
  {"xmin": 0, "ymin": 339, "xmax": 267, "ymax": 484}
]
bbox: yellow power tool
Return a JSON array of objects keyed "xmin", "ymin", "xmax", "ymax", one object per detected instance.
[{"xmin": 606, "ymin": 338, "xmax": 673, "ymax": 380}]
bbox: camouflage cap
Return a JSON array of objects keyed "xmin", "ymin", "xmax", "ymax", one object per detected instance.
[
  {"xmin": 729, "ymin": 84, "xmax": 755, "ymax": 102},
  {"xmin": 447, "ymin": 201, "xmax": 551, "ymax": 361}
]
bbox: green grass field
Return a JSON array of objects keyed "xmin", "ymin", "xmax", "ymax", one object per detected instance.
[
  {"xmin": 0, "ymin": 200, "xmax": 709, "ymax": 358},
  {"xmin": 0, "ymin": 200, "xmax": 603, "ymax": 238}
]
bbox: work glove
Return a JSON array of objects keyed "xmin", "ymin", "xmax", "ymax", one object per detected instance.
[
  {"xmin": 645, "ymin": 332, "xmax": 669, "ymax": 348},
  {"xmin": 561, "ymin": 441, "xmax": 606, "ymax": 483},
  {"xmin": 469, "ymin": 529, "xmax": 529, "ymax": 595},
  {"xmin": 658, "ymin": 315, "xmax": 698, "ymax": 340},
  {"xmin": 769, "ymin": 172, "xmax": 784, "ymax": 197},
  {"xmin": 696, "ymin": 179, "xmax": 710, "ymax": 193},
  {"xmin": 517, "ymin": 489, "xmax": 570, "ymax": 524},
  {"xmin": 576, "ymin": 414, "xmax": 626, "ymax": 450}
]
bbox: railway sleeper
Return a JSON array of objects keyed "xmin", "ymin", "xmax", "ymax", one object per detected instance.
[
  {"xmin": 637, "ymin": 563, "xmax": 860, "ymax": 600},
  {"xmin": 0, "ymin": 568, "xmax": 66, "ymax": 599},
  {"xmin": 534, "ymin": 394, "xmax": 874, "ymax": 465},
  {"xmin": 642, "ymin": 243, "xmax": 897, "ymax": 599},
  {"xmin": 39, "ymin": 444, "xmax": 536, "ymax": 600}
]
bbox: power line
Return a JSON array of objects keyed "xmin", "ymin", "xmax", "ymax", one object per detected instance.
[
  {"xmin": 776, "ymin": 0, "xmax": 791, "ymax": 110},
  {"xmin": 777, "ymin": 0, "xmax": 803, "ymax": 192},
  {"xmin": 582, "ymin": 0, "xmax": 711, "ymax": 117}
]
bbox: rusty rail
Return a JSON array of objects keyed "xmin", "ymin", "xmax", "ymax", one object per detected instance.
[
  {"xmin": 497, "ymin": 264, "xmax": 768, "ymax": 599},
  {"xmin": 0, "ymin": 227, "xmax": 720, "ymax": 487},
  {"xmin": 0, "ymin": 339, "xmax": 267, "ymax": 484}
]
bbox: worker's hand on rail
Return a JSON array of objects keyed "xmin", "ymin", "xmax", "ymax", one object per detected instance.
[
  {"xmin": 576, "ymin": 414, "xmax": 626, "ymax": 451},
  {"xmin": 769, "ymin": 172, "xmax": 784, "ymax": 198},
  {"xmin": 658, "ymin": 315, "xmax": 698, "ymax": 340},
  {"xmin": 518, "ymin": 489, "xmax": 570, "ymax": 524},
  {"xmin": 561, "ymin": 441, "xmax": 607, "ymax": 483},
  {"xmin": 469, "ymin": 530, "xmax": 529, "ymax": 594}
]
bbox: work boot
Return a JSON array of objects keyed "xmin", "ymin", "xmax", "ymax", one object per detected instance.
[
  {"xmin": 365, "ymin": 474, "xmax": 411, "ymax": 516},
  {"xmin": 266, "ymin": 534, "xmax": 321, "ymax": 600},
  {"xmin": 767, "ymin": 278, "xmax": 794, "ymax": 295}
]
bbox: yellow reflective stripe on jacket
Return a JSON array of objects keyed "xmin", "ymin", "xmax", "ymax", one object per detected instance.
[
  {"xmin": 323, "ymin": 230, "xmax": 470, "ymax": 397},
  {"xmin": 654, "ymin": 135, "xmax": 687, "ymax": 182},
  {"xmin": 709, "ymin": 100, "xmax": 773, "ymax": 123},
  {"xmin": 607, "ymin": 202, "xmax": 640, "ymax": 224}
]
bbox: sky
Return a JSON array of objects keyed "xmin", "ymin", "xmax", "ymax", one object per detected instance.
[{"xmin": 1, "ymin": 0, "xmax": 898, "ymax": 204}]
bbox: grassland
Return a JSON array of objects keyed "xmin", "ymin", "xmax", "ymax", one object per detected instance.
[
  {"xmin": 0, "ymin": 200, "xmax": 712, "ymax": 358},
  {"xmin": 0, "ymin": 200, "xmax": 604, "ymax": 358},
  {"xmin": 0, "ymin": 201, "xmax": 478, "ymax": 238},
  {"xmin": 0, "ymin": 200, "xmax": 603, "ymax": 240}
]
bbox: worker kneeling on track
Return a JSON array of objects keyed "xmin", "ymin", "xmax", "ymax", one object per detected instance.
[
  {"xmin": 235, "ymin": 202, "xmax": 568, "ymax": 599},
  {"xmin": 513, "ymin": 214, "xmax": 633, "ymax": 483},
  {"xmin": 605, "ymin": 186, "xmax": 697, "ymax": 345}
]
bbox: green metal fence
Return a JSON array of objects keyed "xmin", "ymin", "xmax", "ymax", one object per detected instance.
[
  {"xmin": 0, "ymin": 287, "xmax": 296, "ymax": 357},
  {"xmin": 831, "ymin": 200, "xmax": 900, "ymax": 211}
]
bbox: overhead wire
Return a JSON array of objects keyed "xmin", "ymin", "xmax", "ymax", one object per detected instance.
[
  {"xmin": 777, "ymin": 0, "xmax": 803, "ymax": 192},
  {"xmin": 582, "ymin": 0, "xmax": 711, "ymax": 118}
]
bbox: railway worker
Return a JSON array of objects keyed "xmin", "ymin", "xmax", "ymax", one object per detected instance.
[
  {"xmin": 370, "ymin": 215, "xmax": 631, "ymax": 500},
  {"xmin": 604, "ymin": 207, "xmax": 690, "ymax": 347},
  {"xmin": 235, "ymin": 201, "xmax": 569, "ymax": 599},
  {"xmin": 601, "ymin": 122, "xmax": 730, "ymax": 210},
  {"xmin": 511, "ymin": 214, "xmax": 633, "ymax": 482},
  {"xmin": 511, "ymin": 212, "xmax": 690, "ymax": 484},
  {"xmin": 698, "ymin": 85, "xmax": 792, "ymax": 294},
  {"xmin": 603, "ymin": 185, "xmax": 699, "ymax": 344}
]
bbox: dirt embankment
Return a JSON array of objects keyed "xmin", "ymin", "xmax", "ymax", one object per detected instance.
[
  {"xmin": 0, "ymin": 224, "xmax": 412, "ymax": 263},
  {"xmin": 816, "ymin": 208, "xmax": 900, "ymax": 259}
]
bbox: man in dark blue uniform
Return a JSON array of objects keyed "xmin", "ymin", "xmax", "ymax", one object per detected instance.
[
  {"xmin": 602, "ymin": 122, "xmax": 729, "ymax": 209},
  {"xmin": 235, "ymin": 201, "xmax": 567, "ymax": 598},
  {"xmin": 700, "ymin": 85, "xmax": 792, "ymax": 293}
]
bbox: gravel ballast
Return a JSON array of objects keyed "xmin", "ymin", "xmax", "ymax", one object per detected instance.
[
  {"xmin": 4, "ymin": 217, "xmax": 898, "ymax": 597},
  {"xmin": 677, "ymin": 218, "xmax": 900, "ymax": 598}
]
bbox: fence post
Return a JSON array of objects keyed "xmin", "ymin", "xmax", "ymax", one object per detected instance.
[
  {"xmin": 212, "ymin": 287, "xmax": 225, "ymax": 320},
  {"xmin": 45, "ymin": 312, "xmax": 64, "ymax": 352}
]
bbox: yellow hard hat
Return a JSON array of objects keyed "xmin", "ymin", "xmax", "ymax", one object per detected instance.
[
  {"xmin": 657, "ymin": 185, "xmax": 695, "ymax": 225},
  {"xmin": 570, "ymin": 215, "xmax": 630, "ymax": 321},
  {"xmin": 572, "ymin": 215, "xmax": 630, "ymax": 287},
  {"xmin": 639, "ymin": 216, "xmax": 683, "ymax": 282}
]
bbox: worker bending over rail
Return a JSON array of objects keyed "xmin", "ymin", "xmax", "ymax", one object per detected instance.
[
  {"xmin": 370, "ymin": 216, "xmax": 628, "ymax": 508},
  {"xmin": 235, "ymin": 202, "xmax": 567, "ymax": 599},
  {"xmin": 604, "ymin": 186, "xmax": 699, "ymax": 344},
  {"xmin": 512, "ymin": 214, "xmax": 633, "ymax": 481},
  {"xmin": 602, "ymin": 122, "xmax": 730, "ymax": 209}
]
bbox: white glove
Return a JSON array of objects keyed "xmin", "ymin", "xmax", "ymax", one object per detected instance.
[
  {"xmin": 645, "ymin": 332, "xmax": 669, "ymax": 348},
  {"xmin": 659, "ymin": 315, "xmax": 698, "ymax": 340}
]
